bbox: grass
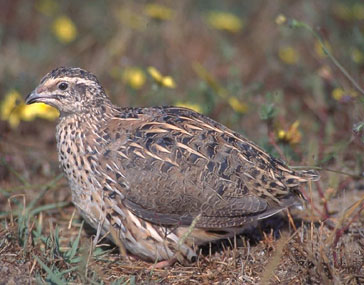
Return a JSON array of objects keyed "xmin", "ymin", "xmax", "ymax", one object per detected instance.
[{"xmin": 1, "ymin": 0, "xmax": 364, "ymax": 283}]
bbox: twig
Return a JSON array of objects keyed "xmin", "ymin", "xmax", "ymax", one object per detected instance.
[
  {"xmin": 289, "ymin": 19, "xmax": 364, "ymax": 97},
  {"xmin": 291, "ymin": 165, "xmax": 362, "ymax": 179}
]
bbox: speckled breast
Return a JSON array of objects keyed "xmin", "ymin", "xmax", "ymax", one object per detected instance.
[{"xmin": 56, "ymin": 114, "xmax": 107, "ymax": 228}]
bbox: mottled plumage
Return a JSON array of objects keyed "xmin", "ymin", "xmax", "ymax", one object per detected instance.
[{"xmin": 26, "ymin": 67, "xmax": 319, "ymax": 263}]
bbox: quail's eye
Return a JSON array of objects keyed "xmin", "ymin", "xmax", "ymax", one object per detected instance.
[{"xmin": 58, "ymin": 82, "xmax": 68, "ymax": 91}]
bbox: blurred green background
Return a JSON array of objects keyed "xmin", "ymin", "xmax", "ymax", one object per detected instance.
[{"xmin": 1, "ymin": 0, "xmax": 364, "ymax": 179}]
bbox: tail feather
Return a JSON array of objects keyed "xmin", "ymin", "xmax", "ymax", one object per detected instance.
[
  {"xmin": 296, "ymin": 169, "xmax": 320, "ymax": 181},
  {"xmin": 282, "ymin": 169, "xmax": 319, "ymax": 187}
]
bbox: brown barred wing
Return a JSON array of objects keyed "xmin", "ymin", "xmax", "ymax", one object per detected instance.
[{"xmin": 94, "ymin": 107, "xmax": 307, "ymax": 228}]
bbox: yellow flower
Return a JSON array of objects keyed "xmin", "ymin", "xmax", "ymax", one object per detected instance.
[
  {"xmin": 332, "ymin": 88, "xmax": 345, "ymax": 101},
  {"xmin": 1, "ymin": 90, "xmax": 23, "ymax": 128},
  {"xmin": 21, "ymin": 103, "xmax": 59, "ymax": 121},
  {"xmin": 122, "ymin": 67, "xmax": 146, "ymax": 89},
  {"xmin": 144, "ymin": 4, "xmax": 174, "ymax": 21},
  {"xmin": 228, "ymin": 97, "xmax": 248, "ymax": 113},
  {"xmin": 148, "ymin": 67, "xmax": 163, "ymax": 82},
  {"xmin": 314, "ymin": 40, "xmax": 332, "ymax": 58},
  {"xmin": 52, "ymin": 16, "xmax": 77, "ymax": 44},
  {"xmin": 351, "ymin": 48, "xmax": 364, "ymax": 64},
  {"xmin": 277, "ymin": 130, "xmax": 286, "ymax": 140},
  {"xmin": 175, "ymin": 102, "xmax": 203, "ymax": 114},
  {"xmin": 1, "ymin": 89, "xmax": 59, "ymax": 128},
  {"xmin": 331, "ymin": 88, "xmax": 358, "ymax": 101},
  {"xmin": 147, "ymin": 66, "xmax": 176, "ymax": 88},
  {"xmin": 35, "ymin": 0, "xmax": 58, "ymax": 16},
  {"xmin": 161, "ymin": 77, "xmax": 175, "ymax": 88},
  {"xmin": 278, "ymin": 46, "xmax": 299, "ymax": 64},
  {"xmin": 277, "ymin": 121, "xmax": 302, "ymax": 144},
  {"xmin": 275, "ymin": 14, "xmax": 287, "ymax": 25},
  {"xmin": 206, "ymin": 11, "xmax": 243, "ymax": 33},
  {"xmin": 1, "ymin": 90, "xmax": 20, "ymax": 121}
]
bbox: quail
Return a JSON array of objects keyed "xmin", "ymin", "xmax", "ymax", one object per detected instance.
[{"xmin": 25, "ymin": 67, "xmax": 319, "ymax": 265}]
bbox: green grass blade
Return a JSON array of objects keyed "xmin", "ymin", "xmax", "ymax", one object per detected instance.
[
  {"xmin": 33, "ymin": 255, "xmax": 66, "ymax": 285},
  {"xmin": 64, "ymin": 221, "xmax": 83, "ymax": 261}
]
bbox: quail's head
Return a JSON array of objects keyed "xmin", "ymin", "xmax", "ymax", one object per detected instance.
[{"xmin": 26, "ymin": 67, "xmax": 109, "ymax": 115}]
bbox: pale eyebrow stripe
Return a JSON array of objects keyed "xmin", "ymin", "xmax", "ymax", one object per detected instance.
[{"xmin": 42, "ymin": 77, "xmax": 98, "ymax": 88}]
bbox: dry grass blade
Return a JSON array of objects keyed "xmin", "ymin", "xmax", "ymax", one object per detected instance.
[
  {"xmin": 328, "ymin": 193, "xmax": 364, "ymax": 246},
  {"xmin": 259, "ymin": 231, "xmax": 289, "ymax": 284}
]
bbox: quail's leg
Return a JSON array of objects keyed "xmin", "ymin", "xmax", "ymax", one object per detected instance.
[
  {"xmin": 148, "ymin": 257, "xmax": 178, "ymax": 269},
  {"xmin": 148, "ymin": 249, "xmax": 196, "ymax": 269}
]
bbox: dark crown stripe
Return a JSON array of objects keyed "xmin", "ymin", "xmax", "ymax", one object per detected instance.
[{"xmin": 41, "ymin": 67, "xmax": 100, "ymax": 85}]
